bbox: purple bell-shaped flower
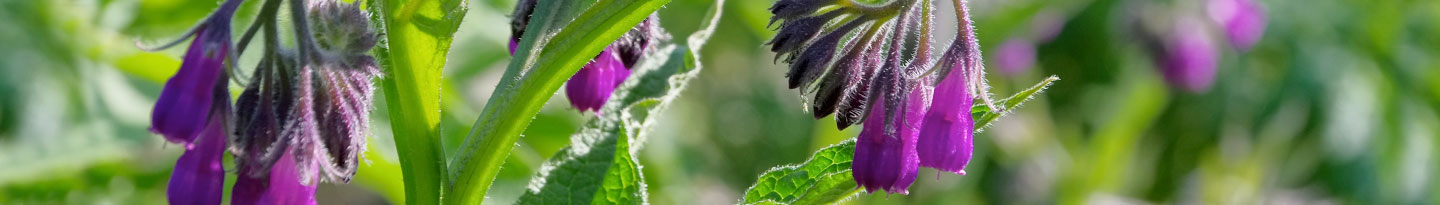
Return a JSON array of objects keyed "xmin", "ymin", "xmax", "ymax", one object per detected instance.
[{"xmin": 145, "ymin": 0, "xmax": 243, "ymax": 204}]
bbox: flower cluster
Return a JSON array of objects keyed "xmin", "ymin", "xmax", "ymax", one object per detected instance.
[
  {"xmin": 144, "ymin": 0, "xmax": 378, "ymax": 204},
  {"xmin": 508, "ymin": 0, "xmax": 662, "ymax": 113},
  {"xmin": 767, "ymin": 0, "xmax": 991, "ymax": 194}
]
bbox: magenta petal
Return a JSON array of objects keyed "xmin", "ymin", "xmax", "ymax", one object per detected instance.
[
  {"xmin": 166, "ymin": 113, "xmax": 228, "ymax": 205},
  {"xmin": 232, "ymin": 150, "xmax": 319, "ymax": 205},
  {"xmin": 852, "ymin": 86, "xmax": 928, "ymax": 194},
  {"xmin": 917, "ymin": 65, "xmax": 975, "ymax": 174},
  {"xmin": 565, "ymin": 47, "xmax": 629, "ymax": 113},
  {"xmin": 151, "ymin": 29, "xmax": 228, "ymax": 144}
]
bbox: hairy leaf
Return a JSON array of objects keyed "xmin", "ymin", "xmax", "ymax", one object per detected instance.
[{"xmin": 742, "ymin": 140, "xmax": 860, "ymax": 204}]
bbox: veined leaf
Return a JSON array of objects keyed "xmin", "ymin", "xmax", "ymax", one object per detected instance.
[
  {"xmin": 742, "ymin": 140, "xmax": 860, "ymax": 204},
  {"xmin": 742, "ymin": 76, "xmax": 1059, "ymax": 204},
  {"xmin": 367, "ymin": 0, "xmax": 468, "ymax": 204},
  {"xmin": 517, "ymin": 1, "xmax": 725, "ymax": 203}
]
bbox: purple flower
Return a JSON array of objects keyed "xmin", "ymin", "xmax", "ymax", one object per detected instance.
[
  {"xmin": 509, "ymin": 1, "xmax": 657, "ymax": 113},
  {"xmin": 147, "ymin": 0, "xmax": 379, "ymax": 203},
  {"xmin": 232, "ymin": 150, "xmax": 318, "ymax": 205},
  {"xmin": 1160, "ymin": 18, "xmax": 1219, "ymax": 93},
  {"xmin": 150, "ymin": 0, "xmax": 242, "ymax": 144},
  {"xmin": 853, "ymin": 84, "xmax": 930, "ymax": 194},
  {"xmin": 916, "ymin": 55, "xmax": 976, "ymax": 175},
  {"xmin": 565, "ymin": 47, "xmax": 631, "ymax": 112},
  {"xmin": 1208, "ymin": 0, "xmax": 1266, "ymax": 51},
  {"xmin": 167, "ymin": 110, "xmax": 230, "ymax": 205},
  {"xmin": 147, "ymin": 0, "xmax": 242, "ymax": 204},
  {"xmin": 765, "ymin": 0, "xmax": 990, "ymax": 195},
  {"xmin": 232, "ymin": 0, "xmax": 377, "ymax": 187}
]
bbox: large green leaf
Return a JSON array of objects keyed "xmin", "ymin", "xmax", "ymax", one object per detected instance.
[
  {"xmin": 445, "ymin": 0, "xmax": 674, "ymax": 203},
  {"xmin": 742, "ymin": 139, "xmax": 860, "ymax": 204},
  {"xmin": 515, "ymin": 1, "xmax": 725, "ymax": 203},
  {"xmin": 742, "ymin": 76, "xmax": 1059, "ymax": 204},
  {"xmin": 367, "ymin": 0, "xmax": 468, "ymax": 204}
]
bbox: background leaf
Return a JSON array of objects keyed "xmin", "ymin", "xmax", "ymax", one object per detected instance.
[{"xmin": 742, "ymin": 76, "xmax": 1058, "ymax": 204}]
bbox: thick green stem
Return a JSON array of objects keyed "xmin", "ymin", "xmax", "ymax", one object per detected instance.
[{"xmin": 370, "ymin": 0, "xmax": 466, "ymax": 204}]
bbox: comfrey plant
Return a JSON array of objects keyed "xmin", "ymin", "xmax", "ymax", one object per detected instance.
[
  {"xmin": 767, "ymin": 0, "xmax": 993, "ymax": 194},
  {"xmin": 141, "ymin": 0, "xmax": 377, "ymax": 204},
  {"xmin": 742, "ymin": 0, "xmax": 1057, "ymax": 201}
]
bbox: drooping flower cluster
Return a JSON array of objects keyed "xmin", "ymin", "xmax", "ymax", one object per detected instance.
[
  {"xmin": 508, "ymin": 0, "xmax": 662, "ymax": 113},
  {"xmin": 767, "ymin": 0, "xmax": 991, "ymax": 194},
  {"xmin": 144, "ymin": 0, "xmax": 377, "ymax": 204}
]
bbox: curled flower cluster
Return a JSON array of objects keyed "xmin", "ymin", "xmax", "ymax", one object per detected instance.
[
  {"xmin": 143, "ymin": 0, "xmax": 378, "ymax": 204},
  {"xmin": 767, "ymin": 0, "xmax": 991, "ymax": 194},
  {"xmin": 508, "ymin": 0, "xmax": 663, "ymax": 114}
]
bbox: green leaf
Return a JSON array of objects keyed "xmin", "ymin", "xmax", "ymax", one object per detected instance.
[
  {"xmin": 367, "ymin": 0, "xmax": 468, "ymax": 204},
  {"xmin": 972, "ymin": 75, "xmax": 1060, "ymax": 129},
  {"xmin": 515, "ymin": 1, "xmax": 725, "ymax": 203},
  {"xmin": 742, "ymin": 140, "xmax": 860, "ymax": 204},
  {"xmin": 742, "ymin": 76, "xmax": 1059, "ymax": 204},
  {"xmin": 445, "ymin": 0, "xmax": 674, "ymax": 203}
]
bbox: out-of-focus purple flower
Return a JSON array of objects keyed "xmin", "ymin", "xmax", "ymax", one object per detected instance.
[
  {"xmin": 509, "ymin": 0, "xmax": 657, "ymax": 113},
  {"xmin": 1159, "ymin": 18, "xmax": 1219, "ymax": 93},
  {"xmin": 1208, "ymin": 0, "xmax": 1266, "ymax": 51},
  {"xmin": 167, "ymin": 109, "xmax": 230, "ymax": 205},
  {"xmin": 1029, "ymin": 10, "xmax": 1067, "ymax": 43},
  {"xmin": 565, "ymin": 48, "xmax": 630, "ymax": 112},
  {"xmin": 852, "ymin": 85, "xmax": 930, "ymax": 194},
  {"xmin": 916, "ymin": 59, "xmax": 975, "ymax": 174},
  {"xmin": 151, "ymin": 0, "xmax": 242, "ymax": 145},
  {"xmin": 232, "ymin": 150, "xmax": 318, "ymax": 205},
  {"xmin": 994, "ymin": 38, "xmax": 1036, "ymax": 76}
]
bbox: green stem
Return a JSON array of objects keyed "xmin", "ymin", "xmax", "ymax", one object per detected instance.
[
  {"xmin": 371, "ymin": 0, "xmax": 462, "ymax": 204},
  {"xmin": 445, "ymin": 0, "xmax": 670, "ymax": 204}
]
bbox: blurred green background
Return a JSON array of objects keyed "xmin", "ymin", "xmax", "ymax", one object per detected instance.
[{"xmin": 2, "ymin": 0, "xmax": 1439, "ymax": 204}]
